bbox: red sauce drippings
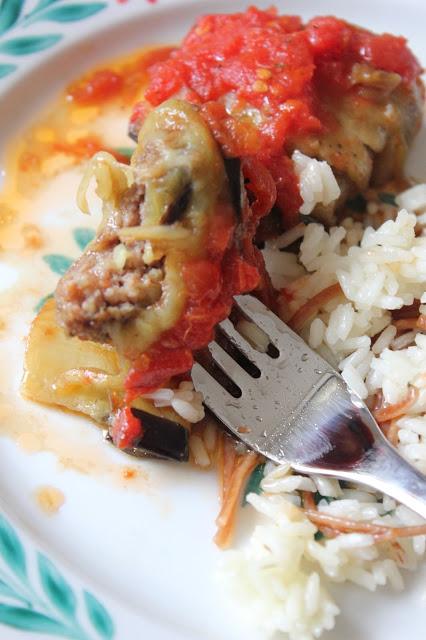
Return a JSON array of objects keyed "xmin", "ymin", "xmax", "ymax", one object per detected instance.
[
  {"xmin": 67, "ymin": 46, "xmax": 175, "ymax": 107},
  {"xmin": 68, "ymin": 69, "xmax": 124, "ymax": 105}
]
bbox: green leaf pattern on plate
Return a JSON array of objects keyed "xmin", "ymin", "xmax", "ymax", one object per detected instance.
[
  {"xmin": 0, "ymin": 61, "xmax": 16, "ymax": 76},
  {"xmin": 113, "ymin": 147, "xmax": 135, "ymax": 160},
  {"xmin": 36, "ymin": 226, "xmax": 96, "ymax": 311},
  {"xmin": 73, "ymin": 227, "xmax": 95, "ymax": 251},
  {"xmin": 0, "ymin": 579, "xmax": 31, "ymax": 607},
  {"xmin": 0, "ymin": 515, "xmax": 27, "ymax": 580},
  {"xmin": 0, "ymin": 606, "xmax": 74, "ymax": 636},
  {"xmin": 0, "ymin": 0, "xmax": 24, "ymax": 36},
  {"xmin": 34, "ymin": 292, "xmax": 54, "ymax": 312},
  {"xmin": 0, "ymin": 33, "xmax": 62, "ymax": 54},
  {"xmin": 22, "ymin": 2, "xmax": 107, "ymax": 27},
  {"xmin": 38, "ymin": 554, "xmax": 77, "ymax": 618},
  {"xmin": 242, "ymin": 463, "xmax": 266, "ymax": 505},
  {"xmin": 83, "ymin": 592, "xmax": 115, "ymax": 640},
  {"xmin": 0, "ymin": 0, "xmax": 108, "ymax": 77},
  {"xmin": 43, "ymin": 253, "xmax": 74, "ymax": 275},
  {"xmin": 0, "ymin": 515, "xmax": 115, "ymax": 638}
]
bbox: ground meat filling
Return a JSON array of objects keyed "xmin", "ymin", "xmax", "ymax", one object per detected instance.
[{"xmin": 55, "ymin": 184, "xmax": 164, "ymax": 342}]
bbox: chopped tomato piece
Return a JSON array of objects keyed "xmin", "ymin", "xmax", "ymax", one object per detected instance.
[
  {"xmin": 182, "ymin": 260, "xmax": 222, "ymax": 303},
  {"xmin": 125, "ymin": 347, "xmax": 194, "ymax": 392},
  {"xmin": 111, "ymin": 407, "xmax": 143, "ymax": 449},
  {"xmin": 231, "ymin": 257, "xmax": 260, "ymax": 293},
  {"xmin": 306, "ymin": 16, "xmax": 352, "ymax": 58},
  {"xmin": 129, "ymin": 100, "xmax": 151, "ymax": 128},
  {"xmin": 358, "ymin": 33, "xmax": 422, "ymax": 83}
]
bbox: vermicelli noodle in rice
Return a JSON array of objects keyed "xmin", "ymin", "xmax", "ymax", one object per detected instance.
[{"xmin": 219, "ymin": 161, "xmax": 426, "ymax": 639}]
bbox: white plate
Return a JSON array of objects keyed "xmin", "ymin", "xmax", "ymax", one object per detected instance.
[{"xmin": 1, "ymin": 1, "xmax": 426, "ymax": 639}]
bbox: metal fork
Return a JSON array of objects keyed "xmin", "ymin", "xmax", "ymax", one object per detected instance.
[{"xmin": 192, "ymin": 294, "xmax": 426, "ymax": 519}]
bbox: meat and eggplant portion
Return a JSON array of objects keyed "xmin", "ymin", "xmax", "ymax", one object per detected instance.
[
  {"xmin": 56, "ymin": 99, "xmax": 234, "ymax": 356},
  {"xmin": 130, "ymin": 72, "xmax": 423, "ymax": 227},
  {"xmin": 22, "ymin": 298, "xmax": 191, "ymax": 461},
  {"xmin": 55, "ymin": 97, "xmax": 268, "ymax": 356},
  {"xmin": 24, "ymin": 98, "xmax": 271, "ymax": 459},
  {"xmin": 130, "ymin": 12, "xmax": 424, "ymax": 228}
]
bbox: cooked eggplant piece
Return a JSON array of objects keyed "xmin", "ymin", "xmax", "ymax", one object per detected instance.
[
  {"xmin": 290, "ymin": 70, "xmax": 424, "ymax": 223},
  {"xmin": 128, "ymin": 71, "xmax": 423, "ymax": 227},
  {"xmin": 55, "ymin": 99, "xmax": 233, "ymax": 359},
  {"xmin": 107, "ymin": 408, "xmax": 189, "ymax": 461},
  {"xmin": 224, "ymin": 158, "xmax": 243, "ymax": 220},
  {"xmin": 22, "ymin": 299, "xmax": 189, "ymax": 430}
]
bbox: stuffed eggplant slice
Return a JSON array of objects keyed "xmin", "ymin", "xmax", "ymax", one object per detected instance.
[
  {"xmin": 24, "ymin": 99, "xmax": 267, "ymax": 455},
  {"xmin": 130, "ymin": 11, "xmax": 424, "ymax": 227},
  {"xmin": 56, "ymin": 99, "xmax": 233, "ymax": 354}
]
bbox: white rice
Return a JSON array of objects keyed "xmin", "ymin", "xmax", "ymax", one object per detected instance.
[
  {"xmin": 142, "ymin": 380, "xmax": 205, "ymax": 423},
  {"xmin": 292, "ymin": 150, "xmax": 341, "ymax": 215},
  {"xmin": 222, "ymin": 496, "xmax": 340, "ymax": 640},
  {"xmin": 236, "ymin": 318, "xmax": 270, "ymax": 353},
  {"xmin": 224, "ymin": 472, "xmax": 425, "ymax": 639},
  {"xmin": 282, "ymin": 209, "xmax": 426, "ymax": 403},
  {"xmin": 188, "ymin": 434, "xmax": 210, "ymax": 467},
  {"xmin": 223, "ymin": 172, "xmax": 426, "ymax": 639},
  {"xmin": 396, "ymin": 183, "xmax": 426, "ymax": 213}
]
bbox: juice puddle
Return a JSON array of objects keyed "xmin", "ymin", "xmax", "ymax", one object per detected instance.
[{"xmin": 0, "ymin": 46, "xmax": 177, "ymax": 498}]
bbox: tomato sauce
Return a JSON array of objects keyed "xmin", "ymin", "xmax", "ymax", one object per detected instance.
[
  {"xmin": 137, "ymin": 7, "xmax": 421, "ymax": 226},
  {"xmin": 67, "ymin": 46, "xmax": 174, "ymax": 107},
  {"xmin": 14, "ymin": 47, "xmax": 175, "ymax": 191},
  {"xmin": 144, "ymin": 9, "xmax": 420, "ymax": 151}
]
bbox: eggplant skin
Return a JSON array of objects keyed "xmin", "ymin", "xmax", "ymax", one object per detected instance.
[
  {"xmin": 129, "ymin": 408, "xmax": 189, "ymax": 462},
  {"xmin": 22, "ymin": 298, "xmax": 190, "ymax": 430}
]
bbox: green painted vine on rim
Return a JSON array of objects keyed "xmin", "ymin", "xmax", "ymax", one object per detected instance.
[
  {"xmin": 0, "ymin": 34, "xmax": 62, "ymax": 55},
  {"xmin": 0, "ymin": 0, "xmax": 23, "ymax": 35},
  {"xmin": 0, "ymin": 513, "xmax": 115, "ymax": 638},
  {"xmin": 0, "ymin": 0, "xmax": 107, "ymax": 77}
]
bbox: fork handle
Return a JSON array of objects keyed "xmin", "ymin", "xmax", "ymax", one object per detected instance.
[{"xmin": 296, "ymin": 438, "xmax": 426, "ymax": 520}]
